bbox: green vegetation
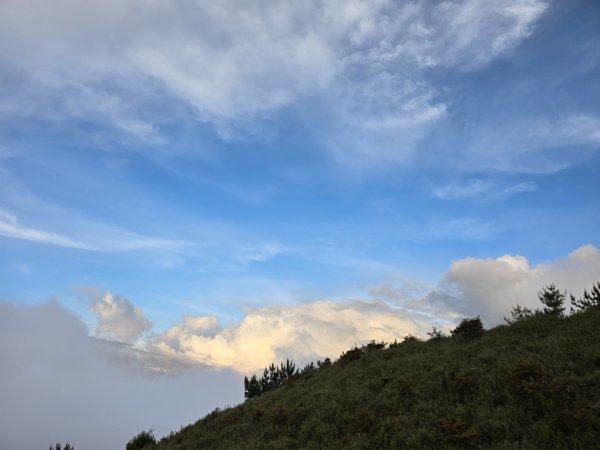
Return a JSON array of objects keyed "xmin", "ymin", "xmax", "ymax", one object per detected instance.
[
  {"xmin": 126, "ymin": 429, "xmax": 157, "ymax": 450},
  {"xmin": 128, "ymin": 283, "xmax": 600, "ymax": 449},
  {"xmin": 571, "ymin": 281, "xmax": 600, "ymax": 312}
]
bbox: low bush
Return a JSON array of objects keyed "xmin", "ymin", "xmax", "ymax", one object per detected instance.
[{"xmin": 126, "ymin": 429, "xmax": 156, "ymax": 450}]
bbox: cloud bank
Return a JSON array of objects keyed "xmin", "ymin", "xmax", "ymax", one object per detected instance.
[
  {"xmin": 83, "ymin": 244, "xmax": 600, "ymax": 375},
  {"xmin": 0, "ymin": 301, "xmax": 241, "ymax": 450},
  {"xmin": 150, "ymin": 300, "xmax": 422, "ymax": 373}
]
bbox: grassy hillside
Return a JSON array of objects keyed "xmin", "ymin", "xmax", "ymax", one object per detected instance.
[{"xmin": 143, "ymin": 310, "xmax": 600, "ymax": 449}]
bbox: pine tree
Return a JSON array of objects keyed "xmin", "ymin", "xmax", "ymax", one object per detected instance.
[
  {"xmin": 538, "ymin": 283, "xmax": 566, "ymax": 317},
  {"xmin": 244, "ymin": 374, "xmax": 262, "ymax": 399},
  {"xmin": 571, "ymin": 282, "xmax": 600, "ymax": 312}
]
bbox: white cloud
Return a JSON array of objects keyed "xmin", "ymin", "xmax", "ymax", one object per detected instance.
[
  {"xmin": 0, "ymin": 0, "xmax": 548, "ymax": 162},
  {"xmin": 368, "ymin": 244, "xmax": 600, "ymax": 328},
  {"xmin": 433, "ymin": 180, "xmax": 537, "ymax": 199},
  {"xmin": 90, "ymin": 292, "xmax": 152, "ymax": 343},
  {"xmin": 466, "ymin": 113, "xmax": 600, "ymax": 173},
  {"xmin": 0, "ymin": 208, "xmax": 92, "ymax": 249},
  {"xmin": 435, "ymin": 244, "xmax": 600, "ymax": 324},
  {"xmin": 150, "ymin": 300, "xmax": 422, "ymax": 373},
  {"xmin": 104, "ymin": 244, "xmax": 599, "ymax": 374},
  {"xmin": 433, "ymin": 180, "xmax": 495, "ymax": 199}
]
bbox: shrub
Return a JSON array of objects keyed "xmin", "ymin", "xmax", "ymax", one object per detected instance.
[
  {"xmin": 362, "ymin": 340, "xmax": 387, "ymax": 352},
  {"xmin": 272, "ymin": 406, "xmax": 288, "ymax": 426},
  {"xmin": 126, "ymin": 429, "xmax": 156, "ymax": 450},
  {"xmin": 451, "ymin": 316, "xmax": 484, "ymax": 339},
  {"xmin": 426, "ymin": 326, "xmax": 447, "ymax": 340},
  {"xmin": 339, "ymin": 346, "xmax": 363, "ymax": 364},
  {"xmin": 504, "ymin": 304, "xmax": 536, "ymax": 324},
  {"xmin": 317, "ymin": 357, "xmax": 332, "ymax": 368},
  {"xmin": 402, "ymin": 334, "xmax": 422, "ymax": 343}
]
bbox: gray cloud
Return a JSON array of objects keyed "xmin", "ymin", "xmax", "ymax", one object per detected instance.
[
  {"xmin": 90, "ymin": 291, "xmax": 152, "ymax": 343},
  {"xmin": 0, "ymin": 300, "xmax": 241, "ymax": 450}
]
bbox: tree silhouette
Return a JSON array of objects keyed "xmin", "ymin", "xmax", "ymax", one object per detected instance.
[
  {"xmin": 49, "ymin": 444, "xmax": 74, "ymax": 450},
  {"xmin": 571, "ymin": 282, "xmax": 600, "ymax": 312},
  {"xmin": 538, "ymin": 283, "xmax": 566, "ymax": 317}
]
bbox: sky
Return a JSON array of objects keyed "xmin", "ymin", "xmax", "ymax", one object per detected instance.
[{"xmin": 0, "ymin": 0, "xmax": 599, "ymax": 448}]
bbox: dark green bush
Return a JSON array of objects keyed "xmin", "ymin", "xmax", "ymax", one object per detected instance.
[
  {"xmin": 451, "ymin": 316, "xmax": 484, "ymax": 339},
  {"xmin": 126, "ymin": 429, "xmax": 156, "ymax": 450},
  {"xmin": 338, "ymin": 346, "xmax": 363, "ymax": 364}
]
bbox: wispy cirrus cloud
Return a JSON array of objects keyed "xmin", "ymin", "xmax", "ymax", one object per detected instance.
[
  {"xmin": 0, "ymin": 0, "xmax": 549, "ymax": 165},
  {"xmin": 464, "ymin": 113, "xmax": 600, "ymax": 173},
  {"xmin": 0, "ymin": 208, "xmax": 92, "ymax": 249},
  {"xmin": 433, "ymin": 180, "xmax": 537, "ymax": 200}
]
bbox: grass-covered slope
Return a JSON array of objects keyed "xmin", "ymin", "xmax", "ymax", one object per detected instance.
[{"xmin": 154, "ymin": 310, "xmax": 600, "ymax": 449}]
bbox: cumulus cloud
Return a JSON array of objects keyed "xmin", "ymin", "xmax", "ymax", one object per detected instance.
[
  {"xmin": 150, "ymin": 300, "xmax": 423, "ymax": 373},
  {"xmin": 434, "ymin": 244, "xmax": 600, "ymax": 324},
  {"xmin": 0, "ymin": 300, "xmax": 241, "ymax": 450},
  {"xmin": 90, "ymin": 291, "xmax": 152, "ymax": 343},
  {"xmin": 0, "ymin": 0, "xmax": 547, "ymax": 162},
  {"xmin": 78, "ymin": 245, "xmax": 600, "ymax": 376},
  {"xmin": 369, "ymin": 244, "xmax": 600, "ymax": 327}
]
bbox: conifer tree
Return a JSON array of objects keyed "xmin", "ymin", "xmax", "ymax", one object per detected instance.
[
  {"xmin": 571, "ymin": 282, "xmax": 600, "ymax": 312},
  {"xmin": 538, "ymin": 283, "xmax": 566, "ymax": 317}
]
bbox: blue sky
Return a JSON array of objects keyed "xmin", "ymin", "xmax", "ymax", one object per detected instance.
[{"xmin": 1, "ymin": 0, "xmax": 599, "ymax": 447}]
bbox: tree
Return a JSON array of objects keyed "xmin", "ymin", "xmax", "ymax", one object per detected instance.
[
  {"xmin": 571, "ymin": 282, "xmax": 600, "ymax": 312},
  {"xmin": 49, "ymin": 444, "xmax": 74, "ymax": 450},
  {"xmin": 244, "ymin": 374, "xmax": 262, "ymax": 400},
  {"xmin": 244, "ymin": 359, "xmax": 298, "ymax": 400},
  {"xmin": 538, "ymin": 283, "xmax": 566, "ymax": 317}
]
